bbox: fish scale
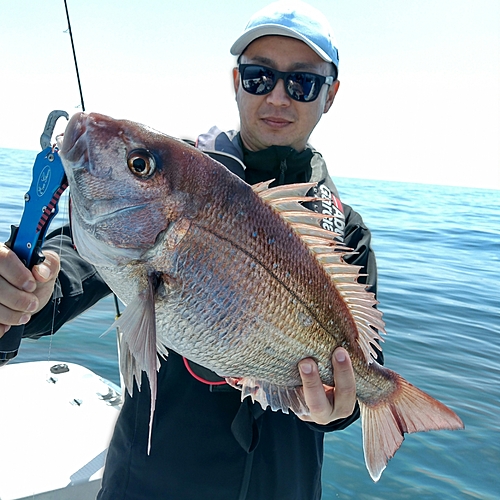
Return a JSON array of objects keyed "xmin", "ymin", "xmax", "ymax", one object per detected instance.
[
  {"xmin": 155, "ymin": 222, "xmax": 334, "ymax": 384},
  {"xmin": 191, "ymin": 200, "xmax": 342, "ymax": 371},
  {"xmin": 58, "ymin": 111, "xmax": 464, "ymax": 482}
]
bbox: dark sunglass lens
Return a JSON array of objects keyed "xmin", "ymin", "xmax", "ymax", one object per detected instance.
[
  {"xmin": 287, "ymin": 73, "xmax": 321, "ymax": 102},
  {"xmin": 242, "ymin": 66, "xmax": 275, "ymax": 95}
]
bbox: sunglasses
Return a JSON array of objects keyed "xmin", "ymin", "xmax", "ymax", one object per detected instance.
[{"xmin": 239, "ymin": 64, "xmax": 336, "ymax": 103}]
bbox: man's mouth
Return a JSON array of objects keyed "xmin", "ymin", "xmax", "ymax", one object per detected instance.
[{"xmin": 260, "ymin": 116, "xmax": 293, "ymax": 129}]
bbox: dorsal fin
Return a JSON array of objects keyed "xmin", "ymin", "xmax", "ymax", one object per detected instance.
[{"xmin": 253, "ymin": 181, "xmax": 386, "ymax": 364}]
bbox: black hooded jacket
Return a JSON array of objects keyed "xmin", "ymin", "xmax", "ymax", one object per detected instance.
[{"xmin": 24, "ymin": 129, "xmax": 380, "ymax": 500}]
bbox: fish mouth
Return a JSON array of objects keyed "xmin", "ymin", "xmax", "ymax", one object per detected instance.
[
  {"xmin": 58, "ymin": 112, "xmax": 122, "ymax": 167},
  {"xmin": 57, "ymin": 112, "xmax": 89, "ymax": 164}
]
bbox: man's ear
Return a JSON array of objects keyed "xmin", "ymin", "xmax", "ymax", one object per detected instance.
[
  {"xmin": 232, "ymin": 67, "xmax": 240, "ymax": 95},
  {"xmin": 323, "ymin": 80, "xmax": 340, "ymax": 114}
]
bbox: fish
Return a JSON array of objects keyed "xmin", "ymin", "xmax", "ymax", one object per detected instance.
[{"xmin": 57, "ymin": 111, "xmax": 464, "ymax": 481}]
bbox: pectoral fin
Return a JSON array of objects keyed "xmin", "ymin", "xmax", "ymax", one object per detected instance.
[{"xmin": 112, "ymin": 273, "xmax": 167, "ymax": 453}]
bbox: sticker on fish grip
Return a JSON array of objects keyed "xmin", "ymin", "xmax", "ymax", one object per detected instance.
[{"xmin": 37, "ymin": 165, "xmax": 51, "ymax": 197}]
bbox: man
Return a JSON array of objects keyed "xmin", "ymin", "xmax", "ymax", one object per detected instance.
[{"xmin": 0, "ymin": 2, "xmax": 379, "ymax": 498}]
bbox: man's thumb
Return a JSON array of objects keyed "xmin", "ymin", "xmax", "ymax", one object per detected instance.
[{"xmin": 32, "ymin": 250, "xmax": 60, "ymax": 282}]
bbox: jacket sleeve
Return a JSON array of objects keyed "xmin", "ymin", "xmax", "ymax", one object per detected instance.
[
  {"xmin": 23, "ymin": 225, "xmax": 112, "ymax": 339},
  {"xmin": 305, "ymin": 203, "xmax": 383, "ymax": 433}
]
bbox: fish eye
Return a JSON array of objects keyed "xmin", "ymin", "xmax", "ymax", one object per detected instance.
[{"xmin": 127, "ymin": 149, "xmax": 156, "ymax": 178}]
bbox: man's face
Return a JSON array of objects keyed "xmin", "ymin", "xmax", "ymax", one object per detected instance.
[{"xmin": 233, "ymin": 35, "xmax": 340, "ymax": 152}]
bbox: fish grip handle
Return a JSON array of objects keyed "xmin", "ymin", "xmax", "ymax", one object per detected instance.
[{"xmin": 0, "ymin": 142, "xmax": 68, "ymax": 366}]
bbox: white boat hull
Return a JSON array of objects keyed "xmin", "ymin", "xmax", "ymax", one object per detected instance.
[{"xmin": 0, "ymin": 361, "xmax": 121, "ymax": 500}]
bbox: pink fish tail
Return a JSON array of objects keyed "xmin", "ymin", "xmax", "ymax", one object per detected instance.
[{"xmin": 359, "ymin": 367, "xmax": 464, "ymax": 482}]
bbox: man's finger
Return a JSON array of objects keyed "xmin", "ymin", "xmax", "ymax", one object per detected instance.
[
  {"xmin": 298, "ymin": 358, "xmax": 333, "ymax": 424},
  {"xmin": 330, "ymin": 347, "xmax": 357, "ymax": 419},
  {"xmin": 0, "ymin": 275, "xmax": 39, "ymax": 315},
  {"xmin": 0, "ymin": 244, "xmax": 36, "ymax": 292}
]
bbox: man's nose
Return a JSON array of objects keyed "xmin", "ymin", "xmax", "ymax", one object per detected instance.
[{"xmin": 266, "ymin": 78, "xmax": 291, "ymax": 106}]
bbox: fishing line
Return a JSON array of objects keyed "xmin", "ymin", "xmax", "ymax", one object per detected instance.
[
  {"xmin": 62, "ymin": 0, "xmax": 122, "ymax": 326},
  {"xmin": 46, "ymin": 193, "xmax": 70, "ymax": 362},
  {"xmin": 63, "ymin": 0, "xmax": 85, "ymax": 112},
  {"xmin": 41, "ymin": 0, "xmax": 84, "ymax": 360}
]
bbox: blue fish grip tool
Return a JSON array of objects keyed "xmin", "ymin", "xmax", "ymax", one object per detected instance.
[{"xmin": 0, "ymin": 110, "xmax": 69, "ymax": 366}]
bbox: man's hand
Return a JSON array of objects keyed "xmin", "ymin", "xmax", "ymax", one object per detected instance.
[
  {"xmin": 297, "ymin": 347, "xmax": 357, "ymax": 425},
  {"xmin": 0, "ymin": 244, "xmax": 60, "ymax": 337}
]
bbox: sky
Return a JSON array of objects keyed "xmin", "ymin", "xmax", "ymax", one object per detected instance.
[{"xmin": 0, "ymin": 0, "xmax": 498, "ymax": 189}]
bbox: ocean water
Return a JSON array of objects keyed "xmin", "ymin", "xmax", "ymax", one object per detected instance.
[{"xmin": 1, "ymin": 147, "xmax": 499, "ymax": 499}]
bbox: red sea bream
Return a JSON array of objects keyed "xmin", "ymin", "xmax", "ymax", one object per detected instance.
[{"xmin": 57, "ymin": 112, "xmax": 464, "ymax": 481}]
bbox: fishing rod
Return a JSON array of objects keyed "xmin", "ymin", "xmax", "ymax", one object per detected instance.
[{"xmin": 64, "ymin": 0, "xmax": 85, "ymax": 112}]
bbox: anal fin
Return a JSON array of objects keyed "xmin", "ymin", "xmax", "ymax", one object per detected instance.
[{"xmin": 226, "ymin": 377, "xmax": 310, "ymax": 416}]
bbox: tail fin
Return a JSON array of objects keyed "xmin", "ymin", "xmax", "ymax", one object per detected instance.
[{"xmin": 359, "ymin": 369, "xmax": 464, "ymax": 482}]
